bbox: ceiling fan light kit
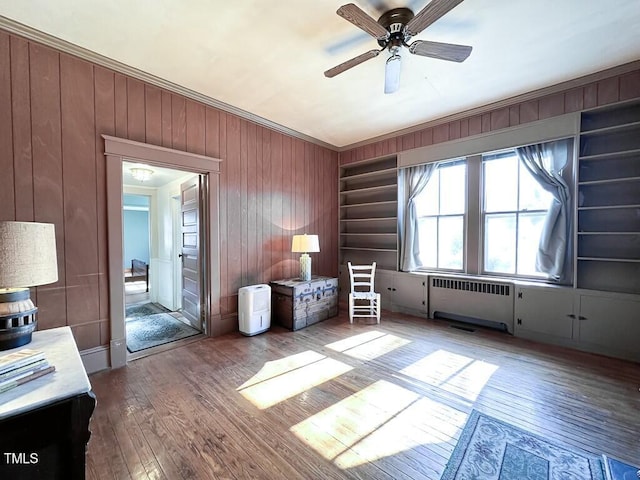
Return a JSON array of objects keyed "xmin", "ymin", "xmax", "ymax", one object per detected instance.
[
  {"xmin": 325, "ymin": 0, "xmax": 472, "ymax": 94},
  {"xmin": 384, "ymin": 54, "xmax": 402, "ymax": 94}
]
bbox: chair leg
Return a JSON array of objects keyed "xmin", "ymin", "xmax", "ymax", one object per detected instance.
[
  {"xmin": 376, "ymin": 293, "xmax": 381, "ymax": 324},
  {"xmin": 348, "ymin": 294, "xmax": 354, "ymax": 323}
]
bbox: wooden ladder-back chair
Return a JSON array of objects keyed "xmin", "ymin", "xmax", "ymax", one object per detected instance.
[{"xmin": 347, "ymin": 262, "xmax": 381, "ymax": 324}]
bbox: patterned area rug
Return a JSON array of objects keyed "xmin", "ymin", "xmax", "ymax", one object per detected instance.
[
  {"xmin": 126, "ymin": 302, "xmax": 170, "ymax": 318},
  {"xmin": 442, "ymin": 410, "xmax": 605, "ymax": 480},
  {"xmin": 126, "ymin": 313, "xmax": 200, "ymax": 353}
]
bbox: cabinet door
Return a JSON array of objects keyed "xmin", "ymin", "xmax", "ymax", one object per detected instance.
[
  {"xmin": 576, "ymin": 294, "xmax": 640, "ymax": 360},
  {"xmin": 394, "ymin": 274, "xmax": 427, "ymax": 313},
  {"xmin": 514, "ymin": 287, "xmax": 574, "ymax": 339},
  {"xmin": 375, "ymin": 270, "xmax": 395, "ymax": 310}
]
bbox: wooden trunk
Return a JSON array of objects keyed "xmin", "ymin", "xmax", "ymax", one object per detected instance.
[{"xmin": 270, "ymin": 276, "xmax": 338, "ymax": 331}]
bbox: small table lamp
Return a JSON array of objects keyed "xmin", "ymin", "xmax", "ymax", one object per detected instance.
[
  {"xmin": 0, "ymin": 221, "xmax": 58, "ymax": 350},
  {"xmin": 291, "ymin": 234, "xmax": 320, "ymax": 282}
]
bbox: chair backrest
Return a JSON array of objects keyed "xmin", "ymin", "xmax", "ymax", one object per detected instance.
[{"xmin": 347, "ymin": 262, "xmax": 377, "ymax": 293}]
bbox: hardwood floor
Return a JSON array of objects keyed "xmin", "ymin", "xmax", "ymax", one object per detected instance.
[{"xmin": 86, "ymin": 310, "xmax": 640, "ymax": 479}]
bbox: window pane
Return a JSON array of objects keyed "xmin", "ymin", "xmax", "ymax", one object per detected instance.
[
  {"xmin": 484, "ymin": 155, "xmax": 517, "ymax": 212},
  {"xmin": 519, "ymin": 165, "xmax": 553, "ymax": 211},
  {"xmin": 439, "ymin": 163, "xmax": 466, "ymax": 215},
  {"xmin": 438, "ymin": 216, "xmax": 464, "ymax": 269},
  {"xmin": 415, "ymin": 171, "xmax": 439, "ymax": 217},
  {"xmin": 484, "ymin": 213, "xmax": 516, "ymax": 274},
  {"xmin": 517, "ymin": 212, "xmax": 547, "ymax": 277},
  {"xmin": 417, "ymin": 217, "xmax": 437, "ymax": 268}
]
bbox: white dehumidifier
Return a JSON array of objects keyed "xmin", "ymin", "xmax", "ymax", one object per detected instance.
[{"xmin": 238, "ymin": 284, "xmax": 271, "ymax": 336}]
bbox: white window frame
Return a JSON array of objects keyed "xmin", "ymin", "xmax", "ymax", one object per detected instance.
[
  {"xmin": 415, "ymin": 159, "xmax": 467, "ymax": 272},
  {"xmin": 480, "ymin": 149, "xmax": 551, "ymax": 279}
]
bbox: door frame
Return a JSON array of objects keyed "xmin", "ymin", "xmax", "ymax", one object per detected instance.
[{"xmin": 104, "ymin": 135, "xmax": 222, "ymax": 369}]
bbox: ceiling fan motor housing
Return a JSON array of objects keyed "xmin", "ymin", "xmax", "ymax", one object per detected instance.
[{"xmin": 377, "ymin": 7, "xmax": 414, "ymax": 49}]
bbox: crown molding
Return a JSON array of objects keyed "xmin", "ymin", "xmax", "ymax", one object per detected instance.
[
  {"xmin": 339, "ymin": 59, "xmax": 640, "ymax": 151},
  {"xmin": 0, "ymin": 16, "xmax": 338, "ymax": 151}
]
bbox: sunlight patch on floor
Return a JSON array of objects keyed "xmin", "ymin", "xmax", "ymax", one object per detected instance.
[
  {"xmin": 326, "ymin": 331, "xmax": 411, "ymax": 360},
  {"xmin": 237, "ymin": 350, "xmax": 326, "ymax": 390},
  {"xmin": 335, "ymin": 397, "xmax": 468, "ymax": 468},
  {"xmin": 290, "ymin": 379, "xmax": 467, "ymax": 469},
  {"xmin": 325, "ymin": 331, "xmax": 387, "ymax": 352},
  {"xmin": 400, "ymin": 349, "xmax": 499, "ymax": 401},
  {"xmin": 237, "ymin": 356, "xmax": 352, "ymax": 409}
]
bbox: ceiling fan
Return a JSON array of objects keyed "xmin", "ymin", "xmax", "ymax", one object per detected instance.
[{"xmin": 324, "ymin": 0, "xmax": 472, "ymax": 94}]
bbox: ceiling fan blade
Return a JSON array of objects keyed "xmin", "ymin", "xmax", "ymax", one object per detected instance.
[
  {"xmin": 337, "ymin": 3, "xmax": 390, "ymax": 41},
  {"xmin": 409, "ymin": 40, "xmax": 472, "ymax": 62},
  {"xmin": 324, "ymin": 49, "xmax": 381, "ymax": 78},
  {"xmin": 405, "ymin": 0, "xmax": 465, "ymax": 36}
]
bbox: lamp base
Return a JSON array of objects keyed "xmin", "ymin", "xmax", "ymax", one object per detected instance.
[
  {"xmin": 299, "ymin": 253, "xmax": 312, "ymax": 282},
  {"xmin": 0, "ymin": 289, "xmax": 38, "ymax": 351}
]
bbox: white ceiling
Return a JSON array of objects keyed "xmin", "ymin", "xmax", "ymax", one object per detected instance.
[{"xmin": 1, "ymin": 0, "xmax": 639, "ymax": 148}]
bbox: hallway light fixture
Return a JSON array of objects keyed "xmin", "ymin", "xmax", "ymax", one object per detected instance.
[
  {"xmin": 291, "ymin": 234, "xmax": 320, "ymax": 282},
  {"xmin": 130, "ymin": 166, "xmax": 154, "ymax": 182}
]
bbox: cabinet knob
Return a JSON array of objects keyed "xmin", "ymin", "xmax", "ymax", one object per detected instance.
[
  {"xmin": 517, "ymin": 318, "xmax": 522, "ymax": 325},
  {"xmin": 578, "ymin": 315, "xmax": 587, "ymax": 320},
  {"xmin": 567, "ymin": 314, "xmax": 576, "ymax": 319}
]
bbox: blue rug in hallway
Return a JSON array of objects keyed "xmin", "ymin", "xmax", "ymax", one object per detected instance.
[
  {"xmin": 441, "ymin": 410, "xmax": 605, "ymax": 480},
  {"xmin": 126, "ymin": 313, "xmax": 200, "ymax": 353}
]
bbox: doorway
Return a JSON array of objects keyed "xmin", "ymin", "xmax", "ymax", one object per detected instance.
[
  {"xmin": 122, "ymin": 162, "xmax": 204, "ymax": 357},
  {"xmin": 105, "ymin": 135, "xmax": 222, "ymax": 370}
]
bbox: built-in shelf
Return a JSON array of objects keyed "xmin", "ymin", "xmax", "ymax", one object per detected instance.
[
  {"xmin": 340, "ymin": 217, "xmax": 396, "ymax": 222},
  {"xmin": 578, "ymin": 231, "xmax": 640, "ymax": 235},
  {"xmin": 340, "ymin": 167, "xmax": 397, "ymax": 182},
  {"xmin": 577, "ymin": 257, "xmax": 640, "ymax": 264},
  {"xmin": 579, "ymin": 120, "xmax": 640, "ymax": 136},
  {"xmin": 578, "ymin": 176, "xmax": 640, "ymax": 186},
  {"xmin": 578, "ymin": 204, "xmax": 640, "ymax": 211},
  {"xmin": 576, "ymin": 99, "xmax": 640, "ymax": 294},
  {"xmin": 339, "ymin": 156, "xmax": 398, "ymax": 271},
  {"xmin": 340, "ymin": 200, "xmax": 397, "ymax": 208},
  {"xmin": 340, "ymin": 246, "xmax": 397, "ymax": 252},
  {"xmin": 579, "ymin": 148, "xmax": 640, "ymax": 161}
]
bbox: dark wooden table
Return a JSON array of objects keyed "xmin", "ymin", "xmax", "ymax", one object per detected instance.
[{"xmin": 0, "ymin": 327, "xmax": 96, "ymax": 480}]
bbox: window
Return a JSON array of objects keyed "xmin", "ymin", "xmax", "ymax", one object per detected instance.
[
  {"xmin": 401, "ymin": 135, "xmax": 573, "ymax": 283},
  {"xmin": 483, "ymin": 151, "xmax": 553, "ymax": 277},
  {"xmin": 415, "ymin": 161, "xmax": 466, "ymax": 270}
]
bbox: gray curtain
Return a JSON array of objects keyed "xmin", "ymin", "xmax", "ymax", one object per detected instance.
[
  {"xmin": 399, "ymin": 163, "xmax": 437, "ymax": 271},
  {"xmin": 516, "ymin": 138, "xmax": 572, "ymax": 282}
]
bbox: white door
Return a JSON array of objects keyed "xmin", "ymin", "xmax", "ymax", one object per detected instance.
[{"xmin": 180, "ymin": 176, "xmax": 202, "ymax": 331}]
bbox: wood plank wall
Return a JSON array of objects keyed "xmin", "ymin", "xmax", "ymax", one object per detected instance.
[
  {"xmin": 339, "ymin": 69, "xmax": 640, "ymax": 164},
  {"xmin": 0, "ymin": 30, "xmax": 338, "ymax": 351}
]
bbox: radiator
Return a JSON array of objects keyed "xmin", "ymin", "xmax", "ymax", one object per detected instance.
[{"xmin": 429, "ymin": 277, "xmax": 514, "ymax": 333}]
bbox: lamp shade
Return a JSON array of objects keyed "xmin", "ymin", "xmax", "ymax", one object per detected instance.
[
  {"xmin": 291, "ymin": 234, "xmax": 320, "ymax": 253},
  {"xmin": 0, "ymin": 221, "xmax": 58, "ymax": 289}
]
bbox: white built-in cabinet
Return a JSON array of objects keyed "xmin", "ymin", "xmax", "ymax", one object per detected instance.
[
  {"xmin": 514, "ymin": 286, "xmax": 575, "ymax": 340},
  {"xmin": 575, "ymin": 293, "xmax": 640, "ymax": 361},
  {"xmin": 376, "ymin": 270, "xmax": 428, "ymax": 314},
  {"xmin": 515, "ymin": 285, "xmax": 640, "ymax": 362}
]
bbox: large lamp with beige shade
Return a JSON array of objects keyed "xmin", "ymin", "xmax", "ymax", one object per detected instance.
[
  {"xmin": 0, "ymin": 222, "xmax": 58, "ymax": 350},
  {"xmin": 291, "ymin": 234, "xmax": 319, "ymax": 282}
]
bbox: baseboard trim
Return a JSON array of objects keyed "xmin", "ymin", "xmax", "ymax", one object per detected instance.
[{"xmin": 80, "ymin": 345, "xmax": 110, "ymax": 375}]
